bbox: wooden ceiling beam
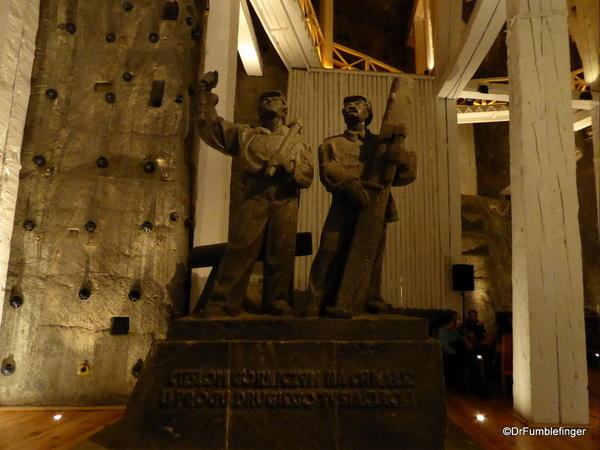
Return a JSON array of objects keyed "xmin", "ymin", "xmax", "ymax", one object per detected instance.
[
  {"xmin": 568, "ymin": 0, "xmax": 600, "ymax": 90},
  {"xmin": 459, "ymin": 80, "xmax": 599, "ymax": 110},
  {"xmin": 437, "ymin": 0, "xmax": 506, "ymax": 99}
]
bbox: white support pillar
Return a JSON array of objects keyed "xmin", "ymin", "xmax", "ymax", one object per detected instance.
[
  {"xmin": 593, "ymin": 106, "xmax": 600, "ymax": 243},
  {"xmin": 412, "ymin": 0, "xmax": 427, "ymax": 75},
  {"xmin": 567, "ymin": 0, "xmax": 599, "ymax": 89},
  {"xmin": 457, "ymin": 124, "xmax": 477, "ymax": 195},
  {"xmin": 411, "ymin": 0, "xmax": 435, "ymax": 75},
  {"xmin": 0, "ymin": 0, "xmax": 41, "ymax": 325},
  {"xmin": 432, "ymin": 0, "xmax": 462, "ymax": 81},
  {"xmin": 320, "ymin": 0, "xmax": 333, "ymax": 69},
  {"xmin": 191, "ymin": 0, "xmax": 240, "ymax": 308},
  {"xmin": 507, "ymin": 0, "xmax": 589, "ymax": 424},
  {"xmin": 432, "ymin": 0, "xmax": 463, "ymax": 312}
]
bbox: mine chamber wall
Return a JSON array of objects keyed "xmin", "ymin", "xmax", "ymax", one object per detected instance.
[{"xmin": 0, "ymin": 0, "xmax": 203, "ymax": 405}]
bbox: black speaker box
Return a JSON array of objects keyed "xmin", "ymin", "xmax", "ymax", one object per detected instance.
[{"xmin": 452, "ymin": 264, "xmax": 474, "ymax": 291}]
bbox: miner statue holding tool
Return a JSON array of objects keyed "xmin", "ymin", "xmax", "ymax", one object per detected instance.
[
  {"xmin": 307, "ymin": 78, "xmax": 416, "ymax": 318},
  {"xmin": 195, "ymin": 71, "xmax": 313, "ymax": 317}
]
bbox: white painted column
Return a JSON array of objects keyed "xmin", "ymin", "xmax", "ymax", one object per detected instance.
[
  {"xmin": 567, "ymin": 0, "xmax": 599, "ymax": 88},
  {"xmin": 0, "ymin": 0, "xmax": 41, "ymax": 325},
  {"xmin": 319, "ymin": 0, "xmax": 333, "ymax": 69},
  {"xmin": 433, "ymin": 0, "xmax": 463, "ymax": 312},
  {"xmin": 435, "ymin": 99, "xmax": 463, "ymax": 312},
  {"xmin": 191, "ymin": 0, "xmax": 240, "ymax": 308},
  {"xmin": 507, "ymin": 0, "xmax": 589, "ymax": 424},
  {"xmin": 412, "ymin": 0, "xmax": 427, "ymax": 75},
  {"xmin": 457, "ymin": 124, "xmax": 477, "ymax": 195},
  {"xmin": 593, "ymin": 106, "xmax": 600, "ymax": 242}
]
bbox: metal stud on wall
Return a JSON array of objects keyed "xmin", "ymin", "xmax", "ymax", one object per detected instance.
[{"xmin": 1, "ymin": 356, "xmax": 16, "ymax": 376}]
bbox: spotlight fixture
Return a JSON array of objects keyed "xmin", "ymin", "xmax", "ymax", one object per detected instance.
[
  {"xmin": 475, "ymin": 414, "xmax": 486, "ymax": 422},
  {"xmin": 476, "ymin": 354, "xmax": 483, "ymax": 360}
]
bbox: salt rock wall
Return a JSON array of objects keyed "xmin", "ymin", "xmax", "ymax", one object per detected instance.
[
  {"xmin": 0, "ymin": 0, "xmax": 202, "ymax": 405},
  {"xmin": 461, "ymin": 194, "xmax": 512, "ymax": 328}
]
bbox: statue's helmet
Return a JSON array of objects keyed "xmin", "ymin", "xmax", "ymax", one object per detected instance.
[
  {"xmin": 342, "ymin": 95, "xmax": 373, "ymax": 126},
  {"xmin": 259, "ymin": 90, "xmax": 287, "ymax": 121}
]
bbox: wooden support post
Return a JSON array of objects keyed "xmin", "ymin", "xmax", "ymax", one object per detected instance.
[
  {"xmin": 507, "ymin": 0, "xmax": 589, "ymax": 424},
  {"xmin": 432, "ymin": 0, "xmax": 462, "ymax": 82},
  {"xmin": 593, "ymin": 107, "xmax": 600, "ymax": 242},
  {"xmin": 320, "ymin": 0, "xmax": 334, "ymax": 69},
  {"xmin": 432, "ymin": 0, "xmax": 463, "ymax": 312},
  {"xmin": 437, "ymin": 0, "xmax": 506, "ymax": 98},
  {"xmin": 413, "ymin": 13, "xmax": 427, "ymax": 75},
  {"xmin": 412, "ymin": 0, "xmax": 427, "ymax": 75},
  {"xmin": 567, "ymin": 0, "xmax": 599, "ymax": 89},
  {"xmin": 191, "ymin": 0, "xmax": 240, "ymax": 310}
]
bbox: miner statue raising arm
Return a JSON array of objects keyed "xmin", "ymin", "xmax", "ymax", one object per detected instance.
[{"xmin": 195, "ymin": 71, "xmax": 313, "ymax": 317}]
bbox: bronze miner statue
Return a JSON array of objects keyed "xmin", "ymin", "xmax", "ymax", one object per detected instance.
[
  {"xmin": 196, "ymin": 71, "xmax": 313, "ymax": 317},
  {"xmin": 307, "ymin": 80, "xmax": 416, "ymax": 318}
]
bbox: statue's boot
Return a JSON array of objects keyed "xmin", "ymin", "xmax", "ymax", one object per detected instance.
[
  {"xmin": 264, "ymin": 299, "xmax": 293, "ymax": 316},
  {"xmin": 365, "ymin": 299, "xmax": 393, "ymax": 314},
  {"xmin": 196, "ymin": 301, "xmax": 242, "ymax": 318},
  {"xmin": 320, "ymin": 306, "xmax": 352, "ymax": 319},
  {"xmin": 301, "ymin": 304, "xmax": 320, "ymax": 318}
]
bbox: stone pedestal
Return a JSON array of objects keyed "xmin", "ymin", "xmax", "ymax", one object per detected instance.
[{"xmin": 84, "ymin": 315, "xmax": 445, "ymax": 449}]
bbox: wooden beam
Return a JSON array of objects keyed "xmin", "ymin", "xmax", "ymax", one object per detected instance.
[
  {"xmin": 460, "ymin": 79, "xmax": 600, "ymax": 109},
  {"xmin": 432, "ymin": 0, "xmax": 462, "ymax": 312},
  {"xmin": 412, "ymin": 0, "xmax": 427, "ymax": 75},
  {"xmin": 568, "ymin": 0, "xmax": 600, "ymax": 90},
  {"xmin": 320, "ymin": 0, "xmax": 334, "ymax": 69},
  {"xmin": 249, "ymin": 0, "xmax": 321, "ymax": 69},
  {"xmin": 437, "ymin": 0, "xmax": 506, "ymax": 98},
  {"xmin": 573, "ymin": 109, "xmax": 592, "ymax": 131},
  {"xmin": 593, "ymin": 106, "xmax": 600, "ymax": 242},
  {"xmin": 411, "ymin": 0, "xmax": 434, "ymax": 75},
  {"xmin": 507, "ymin": 0, "xmax": 588, "ymax": 425},
  {"xmin": 192, "ymin": 0, "xmax": 239, "ymax": 308},
  {"xmin": 457, "ymin": 105, "xmax": 509, "ymax": 124},
  {"xmin": 432, "ymin": 0, "xmax": 462, "ymax": 79},
  {"xmin": 237, "ymin": 0, "xmax": 263, "ymax": 76},
  {"xmin": 457, "ymin": 106, "xmax": 592, "ymax": 130}
]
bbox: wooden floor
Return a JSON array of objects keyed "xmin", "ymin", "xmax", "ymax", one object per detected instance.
[
  {"xmin": 0, "ymin": 369, "xmax": 598, "ymax": 449},
  {"xmin": 447, "ymin": 367, "xmax": 600, "ymax": 450},
  {"xmin": 0, "ymin": 408, "xmax": 123, "ymax": 450}
]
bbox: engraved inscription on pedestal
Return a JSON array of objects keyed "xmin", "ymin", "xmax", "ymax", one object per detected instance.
[{"xmin": 159, "ymin": 368, "xmax": 417, "ymax": 410}]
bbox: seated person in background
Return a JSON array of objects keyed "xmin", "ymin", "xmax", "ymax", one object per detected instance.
[
  {"xmin": 462, "ymin": 309, "xmax": 494, "ymax": 396},
  {"xmin": 437, "ymin": 311, "xmax": 471, "ymax": 387},
  {"xmin": 462, "ymin": 309, "xmax": 487, "ymax": 345}
]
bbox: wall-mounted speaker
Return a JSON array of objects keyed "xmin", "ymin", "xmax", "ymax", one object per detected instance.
[{"xmin": 452, "ymin": 264, "xmax": 474, "ymax": 291}]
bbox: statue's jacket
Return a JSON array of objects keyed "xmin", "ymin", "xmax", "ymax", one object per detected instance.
[
  {"xmin": 319, "ymin": 129, "xmax": 416, "ymax": 222},
  {"xmin": 196, "ymin": 92, "xmax": 313, "ymax": 307},
  {"xmin": 199, "ymin": 116, "xmax": 313, "ymax": 199}
]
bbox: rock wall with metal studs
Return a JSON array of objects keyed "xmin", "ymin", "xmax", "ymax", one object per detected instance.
[{"xmin": 0, "ymin": 0, "xmax": 203, "ymax": 405}]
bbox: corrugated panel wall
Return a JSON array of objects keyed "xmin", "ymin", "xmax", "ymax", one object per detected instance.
[{"xmin": 288, "ymin": 69, "xmax": 454, "ymax": 309}]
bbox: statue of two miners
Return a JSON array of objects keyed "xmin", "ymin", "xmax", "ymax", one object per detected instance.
[{"xmin": 196, "ymin": 72, "xmax": 416, "ymax": 318}]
